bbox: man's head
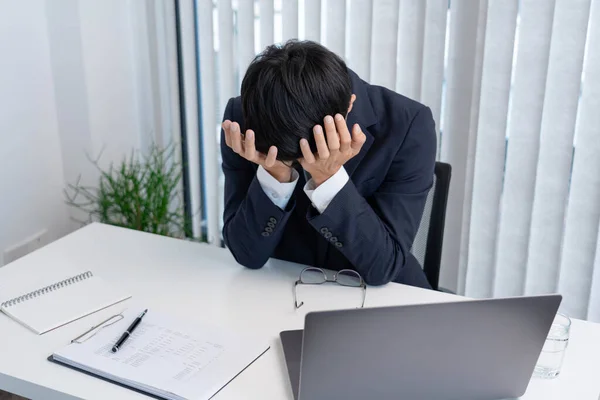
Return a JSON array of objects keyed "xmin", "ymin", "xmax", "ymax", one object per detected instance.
[{"xmin": 241, "ymin": 40, "xmax": 354, "ymax": 161}]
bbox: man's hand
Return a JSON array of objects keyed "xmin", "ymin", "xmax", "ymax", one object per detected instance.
[
  {"xmin": 223, "ymin": 120, "xmax": 293, "ymax": 183},
  {"xmin": 299, "ymin": 114, "xmax": 366, "ymax": 187}
]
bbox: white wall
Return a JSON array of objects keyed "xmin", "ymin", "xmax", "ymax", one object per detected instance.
[
  {"xmin": 0, "ymin": 0, "xmax": 70, "ymax": 264},
  {"xmin": 0, "ymin": 0, "xmax": 174, "ymax": 266},
  {"xmin": 76, "ymin": 0, "xmax": 143, "ymax": 168}
]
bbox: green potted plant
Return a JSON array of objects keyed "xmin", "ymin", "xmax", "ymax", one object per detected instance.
[{"xmin": 65, "ymin": 144, "xmax": 194, "ymax": 239}]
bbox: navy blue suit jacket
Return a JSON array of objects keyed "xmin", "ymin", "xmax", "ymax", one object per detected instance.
[{"xmin": 221, "ymin": 70, "xmax": 437, "ymax": 288}]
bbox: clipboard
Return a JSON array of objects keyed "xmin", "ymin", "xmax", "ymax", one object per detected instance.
[
  {"xmin": 47, "ymin": 311, "xmax": 168, "ymax": 400},
  {"xmin": 47, "ymin": 309, "xmax": 271, "ymax": 400},
  {"xmin": 47, "ymin": 354, "xmax": 167, "ymax": 400},
  {"xmin": 48, "ymin": 348, "xmax": 270, "ymax": 400}
]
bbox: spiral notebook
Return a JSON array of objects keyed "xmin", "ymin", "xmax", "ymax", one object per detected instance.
[{"xmin": 0, "ymin": 269, "xmax": 131, "ymax": 335}]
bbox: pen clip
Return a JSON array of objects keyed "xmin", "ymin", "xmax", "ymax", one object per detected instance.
[{"xmin": 71, "ymin": 312, "xmax": 125, "ymax": 344}]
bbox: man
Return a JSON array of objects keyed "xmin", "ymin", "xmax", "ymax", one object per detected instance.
[{"xmin": 220, "ymin": 40, "xmax": 436, "ymax": 289}]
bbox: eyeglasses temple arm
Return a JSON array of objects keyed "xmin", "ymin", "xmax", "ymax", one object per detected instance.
[
  {"xmin": 294, "ymin": 280, "xmax": 304, "ymax": 309},
  {"xmin": 360, "ymin": 283, "xmax": 366, "ymax": 308}
]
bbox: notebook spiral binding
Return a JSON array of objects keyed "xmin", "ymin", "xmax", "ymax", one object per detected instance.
[{"xmin": 0, "ymin": 271, "xmax": 94, "ymax": 309}]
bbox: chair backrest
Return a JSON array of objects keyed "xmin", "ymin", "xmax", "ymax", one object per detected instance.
[{"xmin": 410, "ymin": 162, "xmax": 452, "ymax": 290}]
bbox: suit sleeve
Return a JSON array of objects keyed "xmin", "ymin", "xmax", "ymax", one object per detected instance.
[
  {"xmin": 306, "ymin": 106, "xmax": 437, "ymax": 285},
  {"xmin": 221, "ymin": 98, "xmax": 297, "ymax": 269}
]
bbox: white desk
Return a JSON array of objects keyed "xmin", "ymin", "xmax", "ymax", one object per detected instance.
[{"xmin": 0, "ymin": 223, "xmax": 598, "ymax": 400}]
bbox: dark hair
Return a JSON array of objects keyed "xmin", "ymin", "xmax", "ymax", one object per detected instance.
[{"xmin": 241, "ymin": 40, "xmax": 352, "ymax": 161}]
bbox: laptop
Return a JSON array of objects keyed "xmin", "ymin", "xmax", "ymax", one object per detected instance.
[{"xmin": 280, "ymin": 295, "xmax": 561, "ymax": 400}]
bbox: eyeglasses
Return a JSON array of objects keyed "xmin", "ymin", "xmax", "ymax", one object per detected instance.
[{"xmin": 293, "ymin": 267, "xmax": 366, "ymax": 309}]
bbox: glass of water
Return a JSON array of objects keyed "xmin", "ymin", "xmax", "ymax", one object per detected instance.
[{"xmin": 533, "ymin": 313, "xmax": 571, "ymax": 379}]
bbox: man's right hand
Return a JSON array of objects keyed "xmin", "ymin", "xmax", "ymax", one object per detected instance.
[{"xmin": 222, "ymin": 120, "xmax": 293, "ymax": 183}]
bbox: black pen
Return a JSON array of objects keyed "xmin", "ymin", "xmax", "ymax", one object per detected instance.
[{"xmin": 112, "ymin": 309, "xmax": 148, "ymax": 353}]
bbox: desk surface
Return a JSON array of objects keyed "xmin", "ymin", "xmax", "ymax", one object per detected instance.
[{"xmin": 0, "ymin": 223, "xmax": 598, "ymax": 400}]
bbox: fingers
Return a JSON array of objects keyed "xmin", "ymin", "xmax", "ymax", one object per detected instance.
[
  {"xmin": 230, "ymin": 122, "xmax": 243, "ymax": 154},
  {"xmin": 222, "ymin": 120, "xmax": 232, "ymax": 147},
  {"xmin": 313, "ymin": 125, "xmax": 330, "ymax": 159},
  {"xmin": 335, "ymin": 114, "xmax": 351, "ymax": 153},
  {"xmin": 300, "ymin": 139, "xmax": 316, "ymax": 164},
  {"xmin": 244, "ymin": 130, "xmax": 256, "ymax": 160},
  {"xmin": 351, "ymin": 123, "xmax": 367, "ymax": 152},
  {"xmin": 264, "ymin": 146, "xmax": 278, "ymax": 168},
  {"xmin": 323, "ymin": 115, "xmax": 340, "ymax": 151}
]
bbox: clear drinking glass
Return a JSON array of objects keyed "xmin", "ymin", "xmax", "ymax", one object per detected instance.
[{"xmin": 533, "ymin": 313, "xmax": 571, "ymax": 379}]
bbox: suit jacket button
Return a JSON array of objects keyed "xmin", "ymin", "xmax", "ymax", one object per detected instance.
[
  {"xmin": 330, "ymin": 236, "xmax": 338, "ymax": 243},
  {"xmin": 335, "ymin": 242, "xmax": 343, "ymax": 248},
  {"xmin": 267, "ymin": 222, "xmax": 276, "ymax": 228},
  {"xmin": 269, "ymin": 217, "xmax": 277, "ymax": 224},
  {"xmin": 324, "ymin": 232, "xmax": 332, "ymax": 239},
  {"xmin": 261, "ymin": 232, "xmax": 270, "ymax": 237},
  {"xmin": 320, "ymin": 227, "xmax": 328, "ymax": 234},
  {"xmin": 265, "ymin": 227, "xmax": 273, "ymax": 233}
]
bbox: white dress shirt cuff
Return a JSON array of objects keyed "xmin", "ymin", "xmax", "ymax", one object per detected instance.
[
  {"xmin": 304, "ymin": 167, "xmax": 350, "ymax": 213},
  {"xmin": 256, "ymin": 165, "xmax": 299, "ymax": 210}
]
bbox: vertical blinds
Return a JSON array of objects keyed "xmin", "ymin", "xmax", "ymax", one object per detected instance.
[
  {"xmin": 466, "ymin": 0, "xmax": 599, "ymax": 321},
  {"xmin": 369, "ymin": 0, "xmax": 400, "ymax": 89},
  {"xmin": 526, "ymin": 0, "xmax": 591, "ymax": 309},
  {"xmin": 440, "ymin": 0, "xmax": 487, "ymax": 296},
  {"xmin": 491, "ymin": 0, "xmax": 555, "ymax": 298},
  {"xmin": 346, "ymin": 0, "xmax": 372, "ymax": 80},
  {"xmin": 558, "ymin": 0, "xmax": 600, "ymax": 320},
  {"xmin": 420, "ymin": 0, "xmax": 447, "ymax": 155},
  {"xmin": 182, "ymin": 0, "xmax": 600, "ymax": 321},
  {"xmin": 466, "ymin": 0, "xmax": 519, "ymax": 299}
]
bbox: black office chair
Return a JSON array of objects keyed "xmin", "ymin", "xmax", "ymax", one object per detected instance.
[{"xmin": 410, "ymin": 162, "xmax": 452, "ymax": 291}]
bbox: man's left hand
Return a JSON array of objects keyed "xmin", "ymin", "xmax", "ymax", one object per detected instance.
[{"xmin": 299, "ymin": 114, "xmax": 367, "ymax": 187}]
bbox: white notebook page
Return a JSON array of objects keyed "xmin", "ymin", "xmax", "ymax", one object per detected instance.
[
  {"xmin": 2, "ymin": 276, "xmax": 130, "ymax": 334},
  {"xmin": 53, "ymin": 309, "xmax": 270, "ymax": 400}
]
